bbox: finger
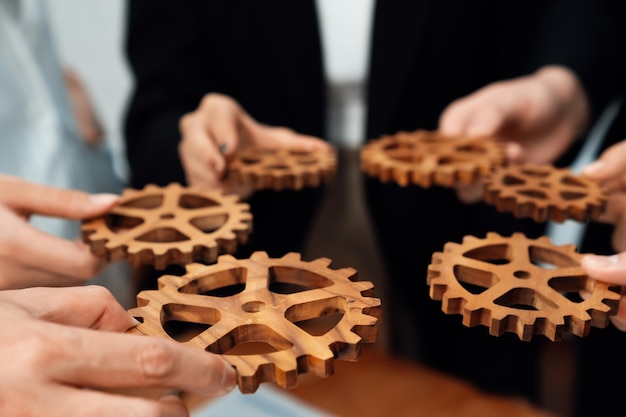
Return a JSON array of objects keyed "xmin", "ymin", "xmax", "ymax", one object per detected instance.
[
  {"xmin": 0, "ymin": 261, "xmax": 91, "ymax": 289},
  {"xmin": 43, "ymin": 386, "xmax": 189, "ymax": 417},
  {"xmin": 454, "ymin": 181, "xmax": 484, "ymax": 204},
  {"xmin": 179, "ymin": 113, "xmax": 226, "ymax": 179},
  {"xmin": 502, "ymin": 141, "xmax": 525, "ymax": 164},
  {"xmin": 179, "ymin": 147, "xmax": 222, "ymax": 189},
  {"xmin": 439, "ymin": 91, "xmax": 508, "ymax": 136},
  {"xmin": 612, "ymin": 209, "xmax": 626, "ymax": 253},
  {"xmin": 0, "ymin": 215, "xmax": 106, "ymax": 279},
  {"xmin": 254, "ymin": 125, "xmax": 331, "ymax": 152},
  {"xmin": 438, "ymin": 98, "xmax": 472, "ymax": 135},
  {"xmin": 610, "ymin": 314, "xmax": 626, "ymax": 332},
  {"xmin": 0, "ymin": 286, "xmax": 135, "ymax": 331},
  {"xmin": 581, "ymin": 140, "xmax": 626, "ymax": 180},
  {"xmin": 50, "ymin": 330, "xmax": 236, "ymax": 397},
  {"xmin": 581, "ymin": 252, "xmax": 626, "ymax": 284},
  {"xmin": 592, "ymin": 194, "xmax": 626, "ymax": 227},
  {"xmin": 0, "ymin": 175, "xmax": 118, "ymax": 219},
  {"xmin": 203, "ymin": 101, "xmax": 241, "ymax": 159}
]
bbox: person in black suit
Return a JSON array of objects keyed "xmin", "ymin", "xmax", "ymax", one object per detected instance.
[{"xmin": 123, "ymin": 0, "xmax": 625, "ymax": 411}]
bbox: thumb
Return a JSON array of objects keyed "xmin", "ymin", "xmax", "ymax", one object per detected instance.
[
  {"xmin": 0, "ymin": 176, "xmax": 118, "ymax": 219},
  {"xmin": 581, "ymin": 252, "xmax": 626, "ymax": 285}
]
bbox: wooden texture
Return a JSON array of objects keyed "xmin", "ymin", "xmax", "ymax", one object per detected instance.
[
  {"xmin": 183, "ymin": 346, "xmax": 558, "ymax": 417},
  {"xmin": 360, "ymin": 129, "xmax": 505, "ymax": 187},
  {"xmin": 427, "ymin": 232, "xmax": 621, "ymax": 341},
  {"xmin": 128, "ymin": 251, "xmax": 381, "ymax": 393},
  {"xmin": 483, "ymin": 164, "xmax": 607, "ymax": 223},
  {"xmin": 227, "ymin": 146, "xmax": 337, "ymax": 191},
  {"xmin": 82, "ymin": 183, "xmax": 252, "ymax": 269}
]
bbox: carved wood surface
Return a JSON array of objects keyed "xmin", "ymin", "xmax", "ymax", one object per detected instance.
[
  {"xmin": 82, "ymin": 183, "xmax": 252, "ymax": 269},
  {"xmin": 483, "ymin": 164, "xmax": 607, "ymax": 223},
  {"xmin": 128, "ymin": 251, "xmax": 381, "ymax": 393},
  {"xmin": 227, "ymin": 146, "xmax": 337, "ymax": 191},
  {"xmin": 427, "ymin": 232, "xmax": 621, "ymax": 341},
  {"xmin": 360, "ymin": 129, "xmax": 506, "ymax": 187}
]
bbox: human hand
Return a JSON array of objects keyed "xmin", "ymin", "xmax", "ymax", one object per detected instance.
[
  {"xmin": 0, "ymin": 175, "xmax": 119, "ymax": 289},
  {"xmin": 0, "ymin": 285, "xmax": 236, "ymax": 417},
  {"xmin": 439, "ymin": 65, "xmax": 590, "ymax": 203},
  {"xmin": 178, "ymin": 93, "xmax": 332, "ymax": 192},
  {"xmin": 581, "ymin": 140, "xmax": 626, "ymax": 252},
  {"xmin": 581, "ymin": 253, "xmax": 626, "ymax": 331},
  {"xmin": 63, "ymin": 68, "xmax": 104, "ymax": 146}
]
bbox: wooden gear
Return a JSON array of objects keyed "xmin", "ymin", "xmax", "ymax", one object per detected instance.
[
  {"xmin": 227, "ymin": 146, "xmax": 337, "ymax": 191},
  {"xmin": 427, "ymin": 232, "xmax": 621, "ymax": 342},
  {"xmin": 483, "ymin": 164, "xmax": 607, "ymax": 223},
  {"xmin": 127, "ymin": 251, "xmax": 381, "ymax": 393},
  {"xmin": 360, "ymin": 129, "xmax": 506, "ymax": 187},
  {"xmin": 81, "ymin": 183, "xmax": 252, "ymax": 269}
]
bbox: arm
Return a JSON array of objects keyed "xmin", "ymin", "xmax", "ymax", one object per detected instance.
[
  {"xmin": 124, "ymin": 0, "xmax": 213, "ymax": 188},
  {"xmin": 0, "ymin": 286, "xmax": 235, "ymax": 416},
  {"xmin": 0, "ymin": 175, "xmax": 118, "ymax": 289}
]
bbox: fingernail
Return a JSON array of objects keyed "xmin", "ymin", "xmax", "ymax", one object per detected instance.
[
  {"xmin": 89, "ymin": 193, "xmax": 119, "ymax": 207},
  {"xmin": 584, "ymin": 254, "xmax": 618, "ymax": 269},
  {"xmin": 582, "ymin": 160, "xmax": 606, "ymax": 177}
]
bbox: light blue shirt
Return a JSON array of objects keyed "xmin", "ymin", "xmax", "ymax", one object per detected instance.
[{"xmin": 0, "ymin": 0, "xmax": 122, "ymax": 239}]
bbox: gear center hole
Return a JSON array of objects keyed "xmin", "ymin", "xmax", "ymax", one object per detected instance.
[
  {"xmin": 160, "ymin": 213, "xmax": 175, "ymax": 219},
  {"xmin": 514, "ymin": 270, "xmax": 530, "ymax": 279},
  {"xmin": 242, "ymin": 301, "xmax": 265, "ymax": 313}
]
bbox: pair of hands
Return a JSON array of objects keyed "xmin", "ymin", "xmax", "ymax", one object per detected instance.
[
  {"xmin": 179, "ymin": 66, "xmax": 589, "ymax": 200},
  {"xmin": 177, "ymin": 65, "xmax": 626, "ymax": 331},
  {"xmin": 579, "ymin": 141, "xmax": 626, "ymax": 330},
  {"xmin": 0, "ymin": 176, "xmax": 238, "ymax": 416},
  {"xmin": 1, "ymin": 285, "xmax": 235, "ymax": 417}
]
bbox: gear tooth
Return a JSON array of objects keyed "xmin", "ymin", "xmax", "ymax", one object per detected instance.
[
  {"xmin": 185, "ymin": 262, "xmax": 206, "ymax": 273},
  {"xmin": 313, "ymin": 257, "xmax": 332, "ymax": 268},
  {"xmin": 217, "ymin": 253, "xmax": 237, "ymax": 263},
  {"xmin": 485, "ymin": 231, "xmax": 502, "ymax": 240},
  {"xmin": 250, "ymin": 251, "xmax": 270, "ymax": 261},
  {"xmin": 337, "ymin": 267, "xmax": 358, "ymax": 282},
  {"xmin": 282, "ymin": 252, "xmax": 302, "ymax": 262}
]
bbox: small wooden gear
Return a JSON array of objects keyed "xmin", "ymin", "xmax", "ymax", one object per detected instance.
[
  {"xmin": 227, "ymin": 146, "xmax": 337, "ymax": 191},
  {"xmin": 360, "ymin": 129, "xmax": 506, "ymax": 187},
  {"xmin": 427, "ymin": 232, "xmax": 621, "ymax": 342},
  {"xmin": 483, "ymin": 164, "xmax": 607, "ymax": 223},
  {"xmin": 81, "ymin": 183, "xmax": 252, "ymax": 269},
  {"xmin": 128, "ymin": 251, "xmax": 381, "ymax": 394}
]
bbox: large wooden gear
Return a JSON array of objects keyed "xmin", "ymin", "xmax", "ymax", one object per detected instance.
[
  {"xmin": 227, "ymin": 146, "xmax": 337, "ymax": 191},
  {"xmin": 127, "ymin": 251, "xmax": 381, "ymax": 393},
  {"xmin": 360, "ymin": 129, "xmax": 506, "ymax": 187},
  {"xmin": 82, "ymin": 183, "xmax": 252, "ymax": 269},
  {"xmin": 483, "ymin": 164, "xmax": 607, "ymax": 223},
  {"xmin": 427, "ymin": 232, "xmax": 621, "ymax": 342}
]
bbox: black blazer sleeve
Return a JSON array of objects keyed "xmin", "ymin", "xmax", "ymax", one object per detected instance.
[{"xmin": 123, "ymin": 0, "xmax": 325, "ymax": 188}]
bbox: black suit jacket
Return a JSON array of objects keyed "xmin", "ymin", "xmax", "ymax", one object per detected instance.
[
  {"xmin": 125, "ymin": 0, "xmax": 623, "ymax": 186},
  {"xmin": 124, "ymin": 0, "xmax": 625, "ymax": 408}
]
